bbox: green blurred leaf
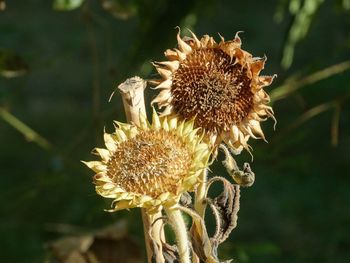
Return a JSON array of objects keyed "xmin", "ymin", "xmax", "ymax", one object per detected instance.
[
  {"xmin": 0, "ymin": 107, "xmax": 51, "ymax": 150},
  {"xmin": 281, "ymin": 0, "xmax": 325, "ymax": 69},
  {"xmin": 289, "ymin": 0, "xmax": 302, "ymax": 14},
  {"xmin": 0, "ymin": 0, "xmax": 6, "ymax": 11},
  {"xmin": 53, "ymin": 0, "xmax": 85, "ymax": 11},
  {"xmin": 271, "ymin": 60, "xmax": 350, "ymax": 101},
  {"xmin": 101, "ymin": 0, "xmax": 137, "ymax": 20},
  {"xmin": 343, "ymin": 0, "xmax": 350, "ymax": 10}
]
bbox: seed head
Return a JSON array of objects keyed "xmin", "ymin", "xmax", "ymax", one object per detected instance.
[
  {"xmin": 83, "ymin": 110, "xmax": 211, "ymax": 212},
  {"xmin": 152, "ymin": 29, "xmax": 276, "ymax": 153}
]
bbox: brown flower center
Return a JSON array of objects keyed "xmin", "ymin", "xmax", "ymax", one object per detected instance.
[
  {"xmin": 171, "ymin": 48, "xmax": 253, "ymax": 133},
  {"xmin": 106, "ymin": 130, "xmax": 192, "ymax": 197}
]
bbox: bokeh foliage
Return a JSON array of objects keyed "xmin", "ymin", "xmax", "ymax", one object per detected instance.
[{"xmin": 1, "ymin": 0, "xmax": 350, "ymax": 262}]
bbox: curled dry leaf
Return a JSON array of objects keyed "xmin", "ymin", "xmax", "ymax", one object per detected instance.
[
  {"xmin": 207, "ymin": 177, "xmax": 240, "ymax": 258},
  {"xmin": 180, "ymin": 192, "xmax": 192, "ymax": 207},
  {"xmin": 231, "ymin": 162, "xmax": 255, "ymax": 187},
  {"xmin": 161, "ymin": 243, "xmax": 179, "ymax": 263},
  {"xmin": 148, "ymin": 216, "xmax": 167, "ymax": 263},
  {"xmin": 190, "ymin": 223, "xmax": 211, "ymax": 262},
  {"xmin": 221, "ymin": 144, "xmax": 255, "ymax": 187}
]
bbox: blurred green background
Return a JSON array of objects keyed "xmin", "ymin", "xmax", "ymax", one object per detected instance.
[{"xmin": 1, "ymin": 0, "xmax": 350, "ymax": 262}]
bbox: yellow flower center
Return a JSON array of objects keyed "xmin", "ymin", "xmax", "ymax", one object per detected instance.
[
  {"xmin": 106, "ymin": 130, "xmax": 192, "ymax": 197},
  {"xmin": 171, "ymin": 48, "xmax": 253, "ymax": 133}
]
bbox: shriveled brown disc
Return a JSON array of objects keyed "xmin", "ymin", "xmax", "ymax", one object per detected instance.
[{"xmin": 171, "ymin": 48, "xmax": 254, "ymax": 134}]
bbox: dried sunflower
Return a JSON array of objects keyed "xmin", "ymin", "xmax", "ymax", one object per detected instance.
[
  {"xmin": 83, "ymin": 110, "xmax": 211, "ymax": 213},
  {"xmin": 152, "ymin": 29, "xmax": 276, "ymax": 153}
]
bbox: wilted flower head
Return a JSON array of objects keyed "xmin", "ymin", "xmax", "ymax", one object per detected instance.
[
  {"xmin": 152, "ymin": 29, "xmax": 276, "ymax": 153},
  {"xmin": 83, "ymin": 110, "xmax": 210, "ymax": 213}
]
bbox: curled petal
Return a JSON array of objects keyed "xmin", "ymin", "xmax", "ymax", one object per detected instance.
[
  {"xmin": 174, "ymin": 48, "xmax": 187, "ymax": 61},
  {"xmin": 188, "ymin": 29, "xmax": 201, "ymax": 48},
  {"xmin": 152, "ymin": 79, "xmax": 172, "ymax": 90},
  {"xmin": 155, "ymin": 60, "xmax": 180, "ymax": 72},
  {"xmin": 155, "ymin": 65, "xmax": 172, "ymax": 79},
  {"xmin": 177, "ymin": 29, "xmax": 193, "ymax": 54}
]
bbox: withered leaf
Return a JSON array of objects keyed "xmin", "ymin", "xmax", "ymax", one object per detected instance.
[
  {"xmin": 231, "ymin": 162, "xmax": 255, "ymax": 187},
  {"xmin": 188, "ymin": 209, "xmax": 218, "ymax": 263},
  {"xmin": 180, "ymin": 192, "xmax": 192, "ymax": 207},
  {"xmin": 160, "ymin": 243, "xmax": 179, "ymax": 263},
  {"xmin": 208, "ymin": 178, "xmax": 240, "ymax": 254},
  {"xmin": 220, "ymin": 144, "xmax": 255, "ymax": 187}
]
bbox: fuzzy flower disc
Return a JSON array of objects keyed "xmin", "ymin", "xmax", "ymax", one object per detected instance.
[
  {"xmin": 171, "ymin": 48, "xmax": 253, "ymax": 133},
  {"xmin": 107, "ymin": 129, "xmax": 192, "ymax": 198},
  {"xmin": 83, "ymin": 111, "xmax": 210, "ymax": 213}
]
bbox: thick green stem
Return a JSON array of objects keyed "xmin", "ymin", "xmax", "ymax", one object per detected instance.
[{"xmin": 165, "ymin": 208, "xmax": 191, "ymax": 263}]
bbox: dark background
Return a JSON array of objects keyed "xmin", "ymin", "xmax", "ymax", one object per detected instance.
[{"xmin": 1, "ymin": 0, "xmax": 350, "ymax": 262}]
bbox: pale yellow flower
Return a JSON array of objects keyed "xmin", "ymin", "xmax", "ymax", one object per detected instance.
[
  {"xmin": 83, "ymin": 110, "xmax": 211, "ymax": 213},
  {"xmin": 152, "ymin": 29, "xmax": 276, "ymax": 153}
]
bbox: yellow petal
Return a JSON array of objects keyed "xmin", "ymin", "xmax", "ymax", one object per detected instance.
[
  {"xmin": 152, "ymin": 108, "xmax": 161, "ymax": 130},
  {"xmin": 139, "ymin": 113, "xmax": 150, "ymax": 130},
  {"xmin": 102, "ymin": 182, "xmax": 117, "ymax": 190},
  {"xmin": 104, "ymin": 133, "xmax": 117, "ymax": 152},
  {"xmin": 186, "ymin": 128, "xmax": 199, "ymax": 142},
  {"xmin": 182, "ymin": 120, "xmax": 194, "ymax": 136},
  {"xmin": 93, "ymin": 148, "xmax": 110, "ymax": 162},
  {"xmin": 158, "ymin": 192, "xmax": 170, "ymax": 202},
  {"xmin": 168, "ymin": 116, "xmax": 178, "ymax": 130},
  {"xmin": 93, "ymin": 172, "xmax": 111, "ymax": 184},
  {"xmin": 176, "ymin": 120, "xmax": 185, "ymax": 136},
  {"xmin": 161, "ymin": 116, "xmax": 169, "ymax": 131},
  {"xmin": 82, "ymin": 161, "xmax": 107, "ymax": 173},
  {"xmin": 124, "ymin": 126, "xmax": 138, "ymax": 138},
  {"xmin": 114, "ymin": 129, "xmax": 127, "ymax": 142},
  {"xmin": 113, "ymin": 121, "xmax": 131, "ymax": 131},
  {"xmin": 114, "ymin": 200, "xmax": 135, "ymax": 211}
]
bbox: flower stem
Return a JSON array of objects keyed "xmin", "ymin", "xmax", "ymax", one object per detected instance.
[
  {"xmin": 118, "ymin": 77, "xmax": 165, "ymax": 263},
  {"xmin": 192, "ymin": 169, "xmax": 209, "ymax": 262},
  {"xmin": 194, "ymin": 168, "xmax": 208, "ymax": 217},
  {"xmin": 165, "ymin": 207, "xmax": 191, "ymax": 263}
]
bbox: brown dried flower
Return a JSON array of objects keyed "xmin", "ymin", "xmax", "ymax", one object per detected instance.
[{"xmin": 152, "ymin": 29, "xmax": 276, "ymax": 153}]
